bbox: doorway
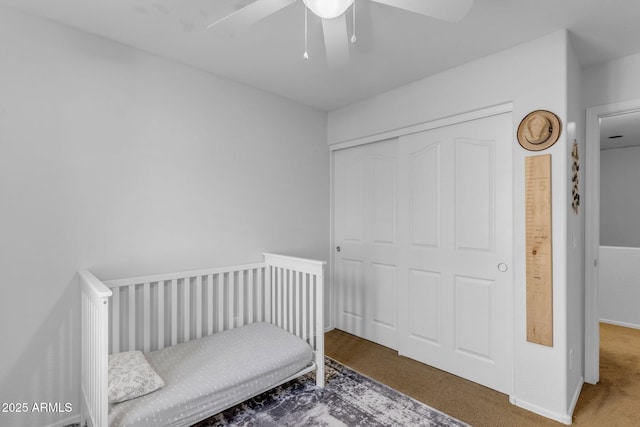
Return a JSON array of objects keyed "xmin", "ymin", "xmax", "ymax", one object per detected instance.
[{"xmin": 584, "ymin": 99, "xmax": 640, "ymax": 384}]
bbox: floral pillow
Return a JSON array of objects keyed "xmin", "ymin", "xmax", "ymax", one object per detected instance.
[{"xmin": 108, "ymin": 351, "xmax": 165, "ymax": 404}]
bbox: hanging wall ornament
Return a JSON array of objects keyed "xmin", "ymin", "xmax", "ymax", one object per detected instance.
[{"xmin": 571, "ymin": 140, "xmax": 580, "ymax": 214}]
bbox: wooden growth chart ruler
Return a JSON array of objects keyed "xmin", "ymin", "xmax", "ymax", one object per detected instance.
[{"xmin": 525, "ymin": 154, "xmax": 553, "ymax": 347}]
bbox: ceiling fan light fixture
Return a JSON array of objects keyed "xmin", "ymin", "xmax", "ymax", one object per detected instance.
[{"xmin": 303, "ymin": 0, "xmax": 354, "ymax": 19}]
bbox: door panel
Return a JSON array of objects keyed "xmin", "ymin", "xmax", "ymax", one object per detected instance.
[
  {"xmin": 342, "ymin": 159, "xmax": 364, "ymax": 243},
  {"xmin": 398, "ymin": 113, "xmax": 513, "ymax": 394},
  {"xmin": 372, "ymin": 263, "xmax": 396, "ymax": 328},
  {"xmin": 334, "ymin": 139, "xmax": 399, "ymax": 349},
  {"xmin": 342, "ymin": 259, "xmax": 364, "ymax": 318},
  {"xmin": 408, "ymin": 269, "xmax": 440, "ymax": 344},
  {"xmin": 410, "ymin": 144, "xmax": 441, "ymax": 248},
  {"xmin": 454, "ymin": 275, "xmax": 492, "ymax": 359},
  {"xmin": 372, "ymin": 157, "xmax": 396, "ymax": 244},
  {"xmin": 455, "ymin": 140, "xmax": 493, "ymax": 252}
]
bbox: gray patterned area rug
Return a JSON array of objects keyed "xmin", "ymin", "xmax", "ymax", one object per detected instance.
[{"xmin": 193, "ymin": 357, "xmax": 469, "ymax": 427}]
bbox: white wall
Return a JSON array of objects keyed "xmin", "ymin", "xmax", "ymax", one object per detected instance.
[
  {"xmin": 598, "ymin": 146, "xmax": 640, "ymax": 329},
  {"xmin": 565, "ymin": 37, "xmax": 586, "ymax": 414},
  {"xmin": 599, "ymin": 246, "xmax": 640, "ymax": 329},
  {"xmin": 0, "ymin": 8, "xmax": 329, "ymax": 427},
  {"xmin": 583, "ymin": 52, "xmax": 640, "ymax": 109},
  {"xmin": 329, "ymin": 31, "xmax": 575, "ymax": 423},
  {"xmin": 600, "ymin": 146, "xmax": 640, "ymax": 246}
]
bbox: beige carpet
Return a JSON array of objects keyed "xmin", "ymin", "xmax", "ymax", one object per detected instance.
[
  {"xmin": 326, "ymin": 323, "xmax": 640, "ymax": 426},
  {"xmin": 573, "ymin": 323, "xmax": 640, "ymax": 426}
]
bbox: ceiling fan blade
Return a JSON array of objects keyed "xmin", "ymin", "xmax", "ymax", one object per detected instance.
[
  {"xmin": 370, "ymin": 0, "xmax": 473, "ymax": 22},
  {"xmin": 321, "ymin": 15, "xmax": 350, "ymax": 69},
  {"xmin": 207, "ymin": 0, "xmax": 296, "ymax": 34}
]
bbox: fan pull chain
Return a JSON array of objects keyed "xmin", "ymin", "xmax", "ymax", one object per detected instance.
[
  {"xmin": 303, "ymin": 6, "xmax": 309, "ymax": 60},
  {"xmin": 351, "ymin": 0, "xmax": 357, "ymax": 44}
]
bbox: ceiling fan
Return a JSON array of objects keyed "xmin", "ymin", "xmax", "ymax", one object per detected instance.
[{"xmin": 208, "ymin": 0, "xmax": 474, "ymax": 69}]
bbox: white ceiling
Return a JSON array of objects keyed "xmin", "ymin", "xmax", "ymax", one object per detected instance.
[
  {"xmin": 600, "ymin": 111, "xmax": 640, "ymax": 150},
  {"xmin": 2, "ymin": 0, "xmax": 640, "ymax": 111}
]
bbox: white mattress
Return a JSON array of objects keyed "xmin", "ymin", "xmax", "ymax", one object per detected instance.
[{"xmin": 108, "ymin": 322, "xmax": 314, "ymax": 427}]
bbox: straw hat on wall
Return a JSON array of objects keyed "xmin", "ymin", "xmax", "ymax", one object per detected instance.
[{"xmin": 517, "ymin": 110, "xmax": 562, "ymax": 151}]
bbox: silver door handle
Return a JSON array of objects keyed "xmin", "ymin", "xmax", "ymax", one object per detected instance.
[
  {"xmin": 336, "ymin": 246, "xmax": 341, "ymax": 252},
  {"xmin": 498, "ymin": 263, "xmax": 508, "ymax": 272}
]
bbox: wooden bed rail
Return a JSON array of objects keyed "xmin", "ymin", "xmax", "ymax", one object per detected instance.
[
  {"xmin": 80, "ymin": 253, "xmax": 325, "ymax": 427},
  {"xmin": 103, "ymin": 262, "xmax": 268, "ymax": 354},
  {"xmin": 79, "ymin": 270, "xmax": 112, "ymax": 427},
  {"xmin": 264, "ymin": 253, "xmax": 325, "ymax": 387}
]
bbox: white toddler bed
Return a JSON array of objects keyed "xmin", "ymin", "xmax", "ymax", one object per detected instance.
[{"xmin": 79, "ymin": 253, "xmax": 325, "ymax": 427}]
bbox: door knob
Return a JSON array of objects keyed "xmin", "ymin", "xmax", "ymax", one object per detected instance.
[
  {"xmin": 336, "ymin": 246, "xmax": 341, "ymax": 252},
  {"xmin": 498, "ymin": 263, "xmax": 508, "ymax": 272}
]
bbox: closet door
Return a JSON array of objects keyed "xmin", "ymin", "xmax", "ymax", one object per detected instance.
[
  {"xmin": 397, "ymin": 113, "xmax": 513, "ymax": 394},
  {"xmin": 333, "ymin": 138, "xmax": 399, "ymax": 350}
]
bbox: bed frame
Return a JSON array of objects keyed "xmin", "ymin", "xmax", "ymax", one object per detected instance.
[{"xmin": 79, "ymin": 253, "xmax": 325, "ymax": 427}]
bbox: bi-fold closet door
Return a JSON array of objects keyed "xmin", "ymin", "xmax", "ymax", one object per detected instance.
[{"xmin": 333, "ymin": 112, "xmax": 513, "ymax": 394}]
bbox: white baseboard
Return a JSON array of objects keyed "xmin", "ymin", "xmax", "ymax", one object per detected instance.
[
  {"xmin": 600, "ymin": 318, "xmax": 640, "ymax": 330},
  {"xmin": 568, "ymin": 377, "xmax": 584, "ymax": 419},
  {"xmin": 511, "ymin": 397, "xmax": 573, "ymax": 425}
]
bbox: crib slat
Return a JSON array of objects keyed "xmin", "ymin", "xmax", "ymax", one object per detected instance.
[
  {"xmin": 128, "ymin": 284, "xmax": 136, "ymax": 351},
  {"xmin": 272, "ymin": 267, "xmax": 278, "ymax": 327},
  {"xmin": 284, "ymin": 268, "xmax": 288, "ymax": 330},
  {"xmin": 278, "ymin": 268, "xmax": 288, "ymax": 329},
  {"xmin": 217, "ymin": 273, "xmax": 224, "ymax": 332},
  {"xmin": 302, "ymin": 272, "xmax": 308, "ymax": 342},
  {"xmin": 238, "ymin": 271, "xmax": 244, "ymax": 327},
  {"xmin": 292, "ymin": 272, "xmax": 296, "ymax": 336},
  {"xmin": 279, "ymin": 269, "xmax": 283, "ymax": 329},
  {"xmin": 247, "ymin": 269, "xmax": 254, "ymax": 324},
  {"xmin": 310, "ymin": 278, "xmax": 316, "ymax": 349},
  {"xmin": 273, "ymin": 267, "xmax": 277, "ymax": 325},
  {"xmin": 279, "ymin": 267, "xmax": 284, "ymax": 327},
  {"xmin": 256, "ymin": 268, "xmax": 263, "ymax": 322},
  {"xmin": 294, "ymin": 271, "xmax": 302, "ymax": 336},
  {"xmin": 283, "ymin": 268, "xmax": 288, "ymax": 330},
  {"xmin": 207, "ymin": 274, "xmax": 214, "ymax": 335},
  {"xmin": 183, "ymin": 277, "xmax": 191, "ymax": 342},
  {"xmin": 158, "ymin": 281, "xmax": 165, "ymax": 350},
  {"xmin": 171, "ymin": 279, "xmax": 178, "ymax": 346},
  {"xmin": 262, "ymin": 268, "xmax": 267, "ymax": 319},
  {"xmin": 282, "ymin": 268, "xmax": 287, "ymax": 331},
  {"xmin": 288, "ymin": 269, "xmax": 294, "ymax": 333},
  {"xmin": 265, "ymin": 266, "xmax": 272, "ymax": 323},
  {"xmin": 112, "ymin": 287, "xmax": 120, "ymax": 354},
  {"xmin": 195, "ymin": 276, "xmax": 202, "ymax": 339},
  {"xmin": 143, "ymin": 282, "xmax": 150, "ymax": 353},
  {"xmin": 228, "ymin": 272, "xmax": 235, "ymax": 329}
]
